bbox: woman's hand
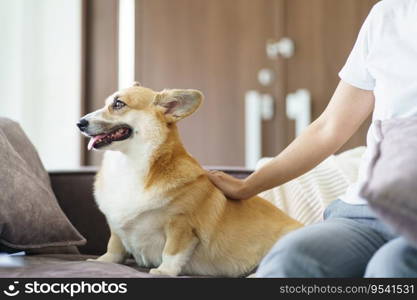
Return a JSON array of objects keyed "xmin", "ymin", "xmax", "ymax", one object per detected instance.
[{"xmin": 206, "ymin": 170, "xmax": 249, "ymax": 200}]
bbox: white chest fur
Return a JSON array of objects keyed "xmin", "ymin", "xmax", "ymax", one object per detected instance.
[{"xmin": 95, "ymin": 151, "xmax": 170, "ymax": 267}]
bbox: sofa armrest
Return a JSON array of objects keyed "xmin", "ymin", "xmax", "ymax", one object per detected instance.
[{"xmin": 49, "ymin": 166, "xmax": 253, "ymax": 255}]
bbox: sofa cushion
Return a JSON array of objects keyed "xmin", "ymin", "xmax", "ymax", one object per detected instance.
[
  {"xmin": 360, "ymin": 117, "xmax": 417, "ymax": 247},
  {"xmin": 0, "ymin": 254, "xmax": 198, "ymax": 278},
  {"xmin": 0, "ymin": 118, "xmax": 86, "ymax": 250},
  {"xmin": 0, "ymin": 255, "xmax": 150, "ymax": 278}
]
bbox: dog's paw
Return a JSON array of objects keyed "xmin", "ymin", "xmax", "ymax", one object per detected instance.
[
  {"xmin": 86, "ymin": 258, "xmax": 98, "ymax": 262},
  {"xmin": 87, "ymin": 253, "xmax": 124, "ymax": 264},
  {"xmin": 149, "ymin": 267, "xmax": 179, "ymax": 276}
]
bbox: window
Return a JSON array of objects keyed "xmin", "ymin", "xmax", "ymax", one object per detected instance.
[{"xmin": 0, "ymin": 0, "xmax": 82, "ymax": 169}]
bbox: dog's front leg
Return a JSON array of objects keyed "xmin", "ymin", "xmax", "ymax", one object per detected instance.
[
  {"xmin": 87, "ymin": 231, "xmax": 128, "ymax": 264},
  {"xmin": 149, "ymin": 218, "xmax": 198, "ymax": 276}
]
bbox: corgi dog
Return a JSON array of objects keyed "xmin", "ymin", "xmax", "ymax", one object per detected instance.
[{"xmin": 77, "ymin": 82, "xmax": 302, "ymax": 277}]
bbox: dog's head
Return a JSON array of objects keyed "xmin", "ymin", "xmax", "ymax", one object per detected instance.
[{"xmin": 77, "ymin": 83, "xmax": 203, "ymax": 152}]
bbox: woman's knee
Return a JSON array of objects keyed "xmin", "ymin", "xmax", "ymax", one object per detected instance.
[{"xmin": 365, "ymin": 237, "xmax": 417, "ymax": 278}]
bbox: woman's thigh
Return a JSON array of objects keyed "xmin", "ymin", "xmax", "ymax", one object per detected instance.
[{"xmin": 256, "ymin": 218, "xmax": 388, "ymax": 277}]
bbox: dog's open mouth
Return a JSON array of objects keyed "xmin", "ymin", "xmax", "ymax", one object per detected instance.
[{"xmin": 87, "ymin": 126, "xmax": 133, "ymax": 150}]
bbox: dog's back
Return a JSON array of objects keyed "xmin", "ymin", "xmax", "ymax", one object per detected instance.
[{"xmin": 160, "ymin": 163, "xmax": 303, "ymax": 276}]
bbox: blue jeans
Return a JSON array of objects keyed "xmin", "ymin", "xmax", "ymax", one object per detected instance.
[{"xmin": 256, "ymin": 199, "xmax": 417, "ymax": 277}]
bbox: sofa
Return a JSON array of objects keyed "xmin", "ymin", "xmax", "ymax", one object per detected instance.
[
  {"xmin": 0, "ymin": 167, "xmax": 251, "ymax": 278},
  {"xmin": 10, "ymin": 115, "xmax": 409, "ymax": 278},
  {"xmin": 0, "ymin": 116, "xmax": 369, "ymax": 278}
]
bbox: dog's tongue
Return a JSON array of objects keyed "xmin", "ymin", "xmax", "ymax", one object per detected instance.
[{"xmin": 88, "ymin": 134, "xmax": 107, "ymax": 151}]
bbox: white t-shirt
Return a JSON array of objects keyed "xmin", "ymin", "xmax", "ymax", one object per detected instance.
[{"xmin": 339, "ymin": 0, "xmax": 417, "ymax": 205}]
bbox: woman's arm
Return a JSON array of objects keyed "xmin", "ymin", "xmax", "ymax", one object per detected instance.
[{"xmin": 207, "ymin": 80, "xmax": 375, "ymax": 199}]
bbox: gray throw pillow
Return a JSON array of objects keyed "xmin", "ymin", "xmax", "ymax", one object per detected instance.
[
  {"xmin": 0, "ymin": 118, "xmax": 86, "ymax": 250},
  {"xmin": 360, "ymin": 117, "xmax": 417, "ymax": 247}
]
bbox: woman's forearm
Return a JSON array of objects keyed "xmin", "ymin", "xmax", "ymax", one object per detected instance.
[{"xmin": 240, "ymin": 119, "xmax": 343, "ymax": 198}]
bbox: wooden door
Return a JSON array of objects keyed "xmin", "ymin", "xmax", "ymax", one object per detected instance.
[{"xmin": 135, "ymin": 0, "xmax": 287, "ymax": 167}]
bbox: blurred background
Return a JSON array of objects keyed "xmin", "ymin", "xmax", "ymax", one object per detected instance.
[{"xmin": 0, "ymin": 0, "xmax": 378, "ymax": 170}]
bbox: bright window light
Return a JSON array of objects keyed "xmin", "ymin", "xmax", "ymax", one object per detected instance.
[{"xmin": 118, "ymin": 0, "xmax": 135, "ymax": 89}]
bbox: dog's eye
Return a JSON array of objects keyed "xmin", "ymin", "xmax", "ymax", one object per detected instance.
[{"xmin": 112, "ymin": 99, "xmax": 126, "ymax": 110}]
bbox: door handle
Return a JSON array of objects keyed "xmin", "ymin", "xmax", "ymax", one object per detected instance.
[
  {"xmin": 266, "ymin": 37, "xmax": 295, "ymax": 59},
  {"xmin": 245, "ymin": 90, "xmax": 275, "ymax": 169},
  {"xmin": 286, "ymin": 89, "xmax": 311, "ymax": 137}
]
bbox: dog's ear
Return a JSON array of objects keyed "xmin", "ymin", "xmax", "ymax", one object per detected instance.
[
  {"xmin": 132, "ymin": 81, "xmax": 142, "ymax": 87},
  {"xmin": 153, "ymin": 89, "xmax": 203, "ymax": 122}
]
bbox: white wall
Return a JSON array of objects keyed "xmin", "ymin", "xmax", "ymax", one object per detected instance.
[{"xmin": 0, "ymin": 0, "xmax": 81, "ymax": 170}]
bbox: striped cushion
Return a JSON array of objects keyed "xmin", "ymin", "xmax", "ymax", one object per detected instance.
[{"xmin": 257, "ymin": 147, "xmax": 365, "ymax": 225}]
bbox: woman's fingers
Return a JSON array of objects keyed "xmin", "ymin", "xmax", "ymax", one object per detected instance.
[{"xmin": 206, "ymin": 170, "xmax": 245, "ymax": 200}]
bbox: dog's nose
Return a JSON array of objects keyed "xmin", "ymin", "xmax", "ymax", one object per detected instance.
[{"xmin": 77, "ymin": 119, "xmax": 89, "ymax": 131}]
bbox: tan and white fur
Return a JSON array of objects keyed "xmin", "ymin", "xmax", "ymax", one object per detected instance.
[{"xmin": 78, "ymin": 83, "xmax": 302, "ymax": 277}]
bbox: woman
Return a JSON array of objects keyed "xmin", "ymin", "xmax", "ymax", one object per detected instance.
[{"xmin": 208, "ymin": 0, "xmax": 417, "ymax": 277}]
